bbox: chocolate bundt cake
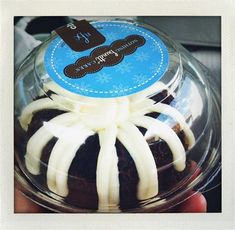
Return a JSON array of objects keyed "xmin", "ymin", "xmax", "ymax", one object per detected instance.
[{"xmin": 15, "ymin": 81, "xmax": 195, "ymax": 211}]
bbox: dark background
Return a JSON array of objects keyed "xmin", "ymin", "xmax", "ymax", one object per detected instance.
[{"xmin": 14, "ymin": 16, "xmax": 221, "ymax": 212}]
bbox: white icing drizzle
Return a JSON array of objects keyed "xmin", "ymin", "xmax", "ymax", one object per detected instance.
[
  {"xmin": 130, "ymin": 116, "xmax": 186, "ymax": 171},
  {"xmin": 45, "ymin": 81, "xmax": 116, "ymax": 106},
  {"xmin": 25, "ymin": 112, "xmax": 78, "ymax": 175},
  {"xmin": 129, "ymin": 81, "xmax": 167, "ymax": 103},
  {"xmin": 98, "ymin": 130, "xmax": 120, "ymax": 210},
  {"xmin": 118, "ymin": 122, "xmax": 158, "ymax": 200},
  {"xmin": 96, "ymin": 125, "xmax": 119, "ymax": 210},
  {"xmin": 44, "ymin": 81, "xmax": 83, "ymax": 101},
  {"xmin": 46, "ymin": 123, "xmax": 94, "ymax": 196},
  {"xmin": 80, "ymin": 100, "xmax": 118, "ymax": 131},
  {"xmin": 116, "ymin": 97, "xmax": 130, "ymax": 124},
  {"xmin": 108, "ymin": 147, "xmax": 119, "ymax": 209},
  {"xmin": 25, "ymin": 127, "xmax": 53, "ymax": 175},
  {"xmin": 149, "ymin": 102, "xmax": 195, "ymax": 148},
  {"xmin": 19, "ymin": 80, "xmax": 196, "ymax": 210},
  {"xmin": 50, "ymin": 94, "xmax": 81, "ymax": 113},
  {"xmin": 130, "ymin": 98, "xmax": 155, "ymax": 117},
  {"xmin": 19, "ymin": 97, "xmax": 65, "ymax": 130},
  {"xmin": 47, "ymin": 140, "xmax": 80, "ymax": 195}
]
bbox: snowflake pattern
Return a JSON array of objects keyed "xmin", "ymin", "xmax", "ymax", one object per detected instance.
[
  {"xmin": 66, "ymin": 50, "xmax": 79, "ymax": 60},
  {"xmin": 149, "ymin": 63, "xmax": 160, "ymax": 74},
  {"xmin": 112, "ymin": 84, "xmax": 129, "ymax": 96},
  {"xmin": 104, "ymin": 32, "xmax": 118, "ymax": 42},
  {"xmin": 115, "ymin": 62, "xmax": 133, "ymax": 74},
  {"xmin": 150, "ymin": 43, "xmax": 161, "ymax": 53},
  {"xmin": 76, "ymin": 82, "xmax": 91, "ymax": 95},
  {"xmin": 120, "ymin": 26, "xmax": 134, "ymax": 33},
  {"xmin": 132, "ymin": 74, "xmax": 148, "ymax": 85},
  {"xmin": 134, "ymin": 52, "xmax": 149, "ymax": 62},
  {"xmin": 53, "ymin": 57, "xmax": 64, "ymax": 68},
  {"xmin": 95, "ymin": 73, "xmax": 111, "ymax": 84},
  {"xmin": 45, "ymin": 22, "xmax": 169, "ymax": 99}
]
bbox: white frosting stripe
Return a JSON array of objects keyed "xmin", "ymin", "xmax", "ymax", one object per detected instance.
[
  {"xmin": 108, "ymin": 147, "xmax": 119, "ymax": 208},
  {"xmin": 116, "ymin": 97, "xmax": 130, "ymax": 124},
  {"xmin": 96, "ymin": 125, "xmax": 118, "ymax": 210},
  {"xmin": 47, "ymin": 123, "xmax": 94, "ymax": 196},
  {"xmin": 44, "ymin": 81, "xmax": 82, "ymax": 101},
  {"xmin": 25, "ymin": 128, "xmax": 53, "ymax": 175},
  {"xmin": 130, "ymin": 98, "xmax": 155, "ymax": 117},
  {"xmin": 80, "ymin": 101, "xmax": 117, "ymax": 131},
  {"xmin": 19, "ymin": 97, "xmax": 68, "ymax": 130},
  {"xmin": 50, "ymin": 94, "xmax": 81, "ymax": 112},
  {"xmin": 25, "ymin": 112, "xmax": 78, "ymax": 175},
  {"xmin": 55, "ymin": 143, "xmax": 84, "ymax": 197},
  {"xmin": 47, "ymin": 140, "xmax": 79, "ymax": 195},
  {"xmin": 131, "ymin": 116, "xmax": 186, "ymax": 171},
  {"xmin": 130, "ymin": 82, "xmax": 167, "ymax": 103},
  {"xmin": 117, "ymin": 122, "xmax": 158, "ymax": 200},
  {"xmin": 19, "ymin": 79, "xmax": 196, "ymax": 211},
  {"xmin": 45, "ymin": 81, "xmax": 113, "ymax": 106},
  {"xmin": 150, "ymin": 102, "xmax": 195, "ymax": 148},
  {"xmin": 97, "ymin": 131, "xmax": 119, "ymax": 207}
]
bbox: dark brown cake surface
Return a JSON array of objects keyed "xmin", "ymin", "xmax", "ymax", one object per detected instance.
[{"xmin": 15, "ymin": 89, "xmax": 192, "ymax": 211}]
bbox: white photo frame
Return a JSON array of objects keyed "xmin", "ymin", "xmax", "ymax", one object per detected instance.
[{"xmin": 0, "ymin": 0, "xmax": 235, "ymax": 229}]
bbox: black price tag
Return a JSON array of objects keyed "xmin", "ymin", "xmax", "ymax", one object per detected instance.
[{"xmin": 55, "ymin": 20, "xmax": 106, "ymax": 52}]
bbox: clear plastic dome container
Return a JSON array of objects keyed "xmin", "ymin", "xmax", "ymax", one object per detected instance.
[{"xmin": 14, "ymin": 18, "xmax": 221, "ymax": 212}]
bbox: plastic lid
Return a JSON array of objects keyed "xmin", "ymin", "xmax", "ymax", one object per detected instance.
[{"xmin": 14, "ymin": 18, "xmax": 221, "ymax": 212}]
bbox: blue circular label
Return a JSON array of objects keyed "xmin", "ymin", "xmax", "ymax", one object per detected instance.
[{"xmin": 44, "ymin": 21, "xmax": 169, "ymax": 98}]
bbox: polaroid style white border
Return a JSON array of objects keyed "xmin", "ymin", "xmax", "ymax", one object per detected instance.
[{"xmin": 0, "ymin": 0, "xmax": 235, "ymax": 229}]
